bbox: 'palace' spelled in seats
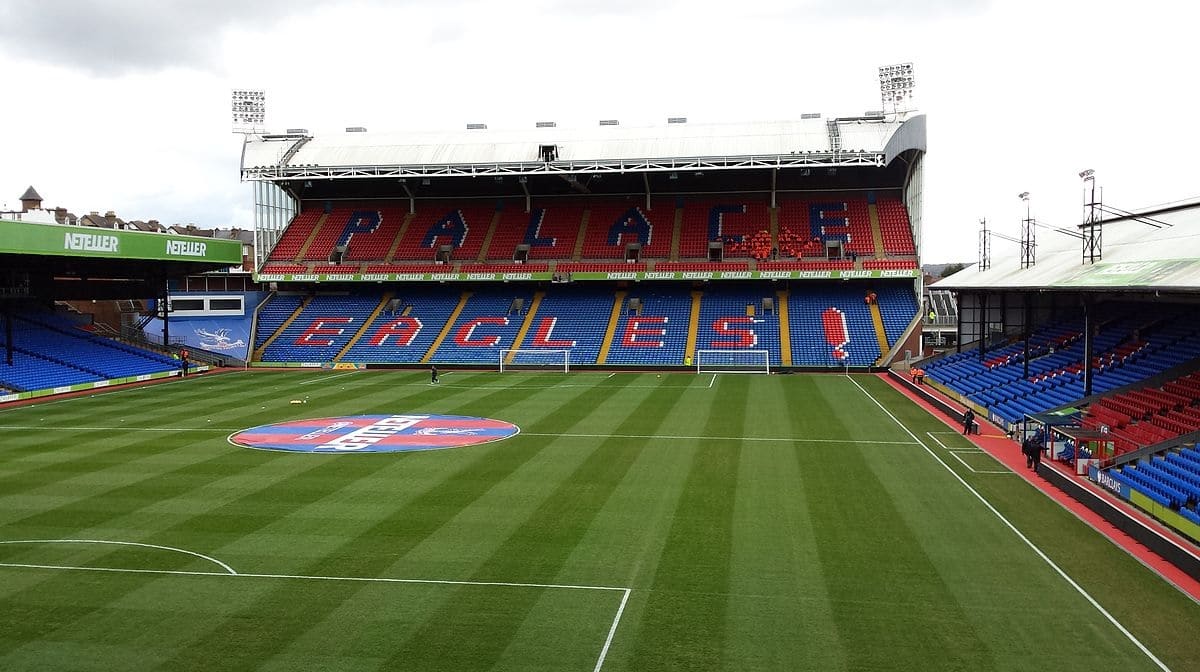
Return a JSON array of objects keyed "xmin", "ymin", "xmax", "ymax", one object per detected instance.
[{"xmin": 262, "ymin": 193, "xmax": 917, "ymax": 267}]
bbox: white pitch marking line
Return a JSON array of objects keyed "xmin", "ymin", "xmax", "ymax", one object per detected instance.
[
  {"xmin": 593, "ymin": 588, "xmax": 630, "ymax": 672},
  {"xmin": 0, "ymin": 425, "xmax": 920, "ymax": 446},
  {"xmin": 521, "ymin": 432, "xmax": 917, "ymax": 445},
  {"xmin": 708, "ymin": 374, "xmax": 717, "ymax": 389},
  {"xmin": 927, "ymin": 432, "xmax": 1011, "ymax": 474},
  {"xmin": 0, "ymin": 539, "xmax": 237, "ymax": 575},
  {"xmin": 0, "ymin": 561, "xmax": 633, "ymax": 670},
  {"xmin": 848, "ymin": 376, "xmax": 1171, "ymax": 672},
  {"xmin": 0, "ymin": 561, "xmax": 627, "ymax": 592},
  {"xmin": 928, "ymin": 432, "xmax": 984, "ymax": 452},
  {"xmin": 0, "ymin": 425, "xmax": 238, "ymax": 433},
  {"xmin": 298, "ymin": 370, "xmax": 360, "ymax": 385}
]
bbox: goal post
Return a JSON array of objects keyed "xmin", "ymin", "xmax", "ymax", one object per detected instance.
[
  {"xmin": 499, "ymin": 349, "xmax": 571, "ymax": 373},
  {"xmin": 695, "ymin": 349, "xmax": 771, "ymax": 374}
]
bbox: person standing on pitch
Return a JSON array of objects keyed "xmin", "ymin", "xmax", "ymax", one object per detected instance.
[
  {"xmin": 962, "ymin": 408, "xmax": 975, "ymax": 435},
  {"xmin": 430, "ymin": 364, "xmax": 439, "ymax": 384}
]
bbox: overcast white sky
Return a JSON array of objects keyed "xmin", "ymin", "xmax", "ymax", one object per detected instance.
[{"xmin": 1, "ymin": 0, "xmax": 1196, "ymax": 264}]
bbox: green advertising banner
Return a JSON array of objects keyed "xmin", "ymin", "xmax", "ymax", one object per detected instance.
[
  {"xmin": 0, "ymin": 220, "xmax": 243, "ymax": 265},
  {"xmin": 1056, "ymin": 259, "xmax": 1200, "ymax": 287},
  {"xmin": 253, "ymin": 268, "xmax": 920, "ymax": 283}
]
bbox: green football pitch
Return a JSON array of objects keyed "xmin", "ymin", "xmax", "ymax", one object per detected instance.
[{"xmin": 1, "ymin": 370, "xmax": 1198, "ymax": 671}]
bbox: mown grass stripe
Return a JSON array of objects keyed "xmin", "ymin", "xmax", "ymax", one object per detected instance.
[
  {"xmin": 720, "ymin": 374, "xmax": 847, "ymax": 668},
  {"xmin": 378, "ymin": 376, "xmax": 693, "ymax": 670},
  {"xmin": 623, "ymin": 375, "xmax": 747, "ymax": 671},
  {"xmin": 795, "ymin": 377, "xmax": 998, "ymax": 670}
]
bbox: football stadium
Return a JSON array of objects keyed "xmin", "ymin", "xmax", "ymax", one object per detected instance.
[{"xmin": 3, "ymin": 77, "xmax": 1200, "ymax": 671}]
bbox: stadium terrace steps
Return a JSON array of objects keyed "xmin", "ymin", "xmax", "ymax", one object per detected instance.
[
  {"xmin": 577, "ymin": 201, "xmax": 672, "ymax": 260},
  {"xmin": 334, "ymin": 293, "xmax": 393, "ymax": 361},
  {"xmin": 596, "ymin": 290, "xmax": 627, "ymax": 365},
  {"xmin": 249, "ymin": 283, "xmax": 917, "ymax": 367},
  {"xmin": 475, "ymin": 209, "xmax": 503, "ymax": 262},
  {"xmin": 926, "ymin": 304, "xmax": 1200, "ymax": 426},
  {"xmin": 878, "ymin": 197, "xmax": 918, "ymax": 255},
  {"xmin": 253, "ymin": 294, "xmax": 310, "ymax": 359},
  {"xmin": 264, "ymin": 193, "xmax": 918, "ymax": 268},
  {"xmin": 695, "ymin": 287, "xmax": 784, "ymax": 366},
  {"xmin": 505, "ymin": 291, "xmax": 546, "ymax": 359},
  {"xmin": 769, "ymin": 206, "xmax": 780, "ymax": 254},
  {"xmin": 572, "ymin": 209, "xmax": 589, "ymax": 261},
  {"xmin": 603, "ymin": 289, "xmax": 691, "ymax": 365},
  {"xmin": 1082, "ymin": 370, "xmax": 1200, "ymax": 456},
  {"xmin": 1111, "ymin": 447, "xmax": 1200, "ymax": 510},
  {"xmin": 0, "ymin": 351, "xmax": 103, "ymax": 391},
  {"xmin": 0, "ymin": 313, "xmax": 181, "ymax": 391},
  {"xmin": 684, "ymin": 290, "xmax": 704, "ymax": 365},
  {"xmin": 520, "ymin": 288, "xmax": 614, "ymax": 365},
  {"xmin": 429, "ymin": 290, "xmax": 536, "ymax": 364},
  {"xmin": 384, "ymin": 212, "xmax": 415, "ymax": 262},
  {"xmin": 669, "ymin": 205, "xmax": 683, "ymax": 261},
  {"xmin": 294, "ymin": 213, "xmax": 329, "ymax": 262},
  {"xmin": 260, "ymin": 295, "xmax": 384, "ymax": 363},
  {"xmin": 422, "ymin": 291, "xmax": 472, "ymax": 363},
  {"xmin": 266, "ymin": 211, "xmax": 322, "ymax": 262},
  {"xmin": 388, "ymin": 204, "xmax": 496, "ymax": 262},
  {"xmin": 869, "ymin": 300, "xmax": 890, "ymax": 361},
  {"xmin": 777, "ymin": 289, "xmax": 793, "ymax": 367},
  {"xmin": 867, "ymin": 202, "xmax": 886, "ymax": 258},
  {"xmin": 677, "ymin": 198, "xmax": 771, "ymax": 259},
  {"xmin": 788, "ymin": 286, "xmax": 894, "ymax": 366},
  {"xmin": 340, "ymin": 288, "xmax": 462, "ymax": 363}
]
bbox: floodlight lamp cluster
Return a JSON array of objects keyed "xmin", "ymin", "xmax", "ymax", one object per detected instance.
[
  {"xmin": 878, "ymin": 63, "xmax": 915, "ymax": 91},
  {"xmin": 232, "ymin": 89, "xmax": 266, "ymax": 125},
  {"xmin": 878, "ymin": 63, "xmax": 915, "ymax": 111}
]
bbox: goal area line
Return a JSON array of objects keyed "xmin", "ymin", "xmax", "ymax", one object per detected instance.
[
  {"xmin": 695, "ymin": 349, "xmax": 771, "ymax": 375},
  {"xmin": 499, "ymin": 349, "xmax": 572, "ymax": 373}
]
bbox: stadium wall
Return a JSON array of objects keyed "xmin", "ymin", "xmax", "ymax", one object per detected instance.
[{"xmin": 1044, "ymin": 465, "xmax": 1200, "ymax": 581}]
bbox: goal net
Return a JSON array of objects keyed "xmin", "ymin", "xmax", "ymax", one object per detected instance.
[
  {"xmin": 499, "ymin": 349, "xmax": 571, "ymax": 373},
  {"xmin": 695, "ymin": 349, "xmax": 771, "ymax": 374}
]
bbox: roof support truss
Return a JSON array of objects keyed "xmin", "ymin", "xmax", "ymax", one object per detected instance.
[{"xmin": 243, "ymin": 152, "xmax": 886, "ymax": 182}]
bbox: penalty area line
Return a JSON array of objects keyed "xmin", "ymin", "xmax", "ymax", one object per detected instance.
[
  {"xmin": 298, "ymin": 370, "xmax": 360, "ymax": 385},
  {"xmin": 0, "ymin": 560, "xmax": 633, "ymax": 671},
  {"xmin": 926, "ymin": 432, "xmax": 1011, "ymax": 474},
  {"xmin": 594, "ymin": 588, "xmax": 631, "ymax": 672}
]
